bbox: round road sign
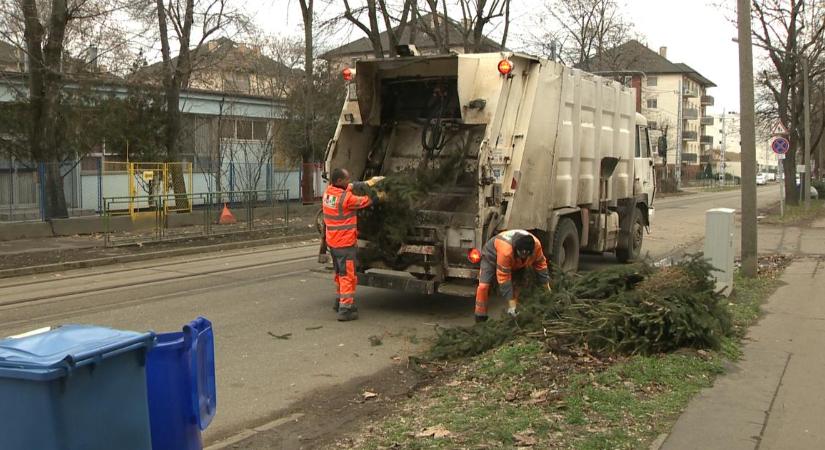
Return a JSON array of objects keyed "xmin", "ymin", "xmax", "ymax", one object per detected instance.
[{"xmin": 771, "ymin": 136, "xmax": 790, "ymax": 155}]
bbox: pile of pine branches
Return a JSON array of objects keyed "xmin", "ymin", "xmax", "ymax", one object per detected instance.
[
  {"xmin": 357, "ymin": 153, "xmax": 465, "ymax": 263},
  {"xmin": 428, "ymin": 256, "xmax": 732, "ymax": 360}
]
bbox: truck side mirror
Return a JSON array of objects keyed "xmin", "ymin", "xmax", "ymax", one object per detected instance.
[{"xmin": 657, "ymin": 136, "xmax": 668, "ymax": 158}]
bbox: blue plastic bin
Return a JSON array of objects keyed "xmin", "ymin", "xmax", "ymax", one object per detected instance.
[
  {"xmin": 0, "ymin": 325, "xmax": 156, "ymax": 450},
  {"xmin": 147, "ymin": 317, "xmax": 217, "ymax": 450}
]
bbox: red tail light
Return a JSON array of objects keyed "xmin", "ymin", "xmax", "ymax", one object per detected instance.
[
  {"xmin": 498, "ymin": 59, "xmax": 513, "ymax": 75},
  {"xmin": 342, "ymin": 67, "xmax": 354, "ymax": 81},
  {"xmin": 468, "ymin": 248, "xmax": 482, "ymax": 264}
]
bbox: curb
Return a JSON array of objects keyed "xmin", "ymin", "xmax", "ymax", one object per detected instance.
[
  {"xmin": 0, "ymin": 233, "xmax": 319, "ymax": 280},
  {"xmin": 203, "ymin": 413, "xmax": 305, "ymax": 450}
]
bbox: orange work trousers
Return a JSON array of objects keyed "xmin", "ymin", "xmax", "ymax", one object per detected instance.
[{"xmin": 330, "ymin": 246, "xmax": 358, "ymax": 307}]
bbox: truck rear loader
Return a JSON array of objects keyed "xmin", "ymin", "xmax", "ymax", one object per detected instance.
[{"xmin": 323, "ymin": 52, "xmax": 657, "ymax": 296}]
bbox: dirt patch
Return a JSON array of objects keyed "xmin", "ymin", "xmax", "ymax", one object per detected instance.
[{"xmin": 212, "ymin": 363, "xmax": 427, "ymax": 450}]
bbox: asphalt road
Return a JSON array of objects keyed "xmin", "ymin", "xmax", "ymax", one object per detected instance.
[{"xmin": 0, "ymin": 184, "xmax": 781, "ymax": 444}]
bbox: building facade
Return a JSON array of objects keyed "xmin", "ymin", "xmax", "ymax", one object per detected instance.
[{"xmin": 583, "ymin": 40, "xmax": 716, "ymax": 168}]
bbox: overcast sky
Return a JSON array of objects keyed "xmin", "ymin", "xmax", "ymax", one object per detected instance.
[{"xmin": 246, "ymin": 0, "xmax": 742, "ymax": 115}]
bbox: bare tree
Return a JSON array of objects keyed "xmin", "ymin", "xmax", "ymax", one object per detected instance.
[
  {"xmin": 751, "ymin": 0, "xmax": 825, "ymax": 204},
  {"xmin": 151, "ymin": 0, "xmax": 246, "ymax": 203},
  {"xmin": 529, "ymin": 0, "xmax": 635, "ymax": 66},
  {"xmin": 1, "ymin": 0, "xmax": 122, "ymax": 218},
  {"xmin": 457, "ymin": 0, "xmax": 511, "ymax": 53},
  {"xmin": 339, "ymin": 0, "xmax": 413, "ymax": 58}
]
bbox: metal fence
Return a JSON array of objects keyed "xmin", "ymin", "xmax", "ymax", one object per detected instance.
[
  {"xmin": 1, "ymin": 158, "xmax": 305, "ymax": 223},
  {"xmin": 102, "ymin": 189, "xmax": 290, "ymax": 247}
]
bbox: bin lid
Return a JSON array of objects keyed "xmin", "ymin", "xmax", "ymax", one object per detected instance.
[{"xmin": 0, "ymin": 324, "xmax": 155, "ymax": 381}]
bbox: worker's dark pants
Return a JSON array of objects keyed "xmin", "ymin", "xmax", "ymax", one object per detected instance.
[
  {"xmin": 330, "ymin": 246, "xmax": 358, "ymax": 308},
  {"xmin": 475, "ymin": 258, "xmax": 527, "ymax": 316}
]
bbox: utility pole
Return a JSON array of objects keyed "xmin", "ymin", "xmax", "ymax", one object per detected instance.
[
  {"xmin": 738, "ymin": 0, "xmax": 758, "ymax": 278},
  {"xmin": 676, "ymin": 80, "xmax": 683, "ymax": 188},
  {"xmin": 803, "ymin": 56, "xmax": 811, "ymax": 209},
  {"xmin": 720, "ymin": 110, "xmax": 727, "ymax": 186}
]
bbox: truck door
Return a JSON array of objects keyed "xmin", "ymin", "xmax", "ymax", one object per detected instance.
[{"xmin": 634, "ymin": 126, "xmax": 655, "ymax": 204}]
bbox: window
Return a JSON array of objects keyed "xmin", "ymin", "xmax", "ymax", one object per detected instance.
[
  {"xmin": 646, "ymin": 98, "xmax": 658, "ymax": 109},
  {"xmin": 219, "ymin": 119, "xmax": 271, "ymax": 142},
  {"xmin": 639, "ymin": 127, "xmax": 650, "ymax": 158},
  {"xmin": 647, "ymin": 76, "xmax": 658, "ymax": 87}
]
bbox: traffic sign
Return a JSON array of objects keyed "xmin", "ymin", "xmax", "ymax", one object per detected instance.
[
  {"xmin": 770, "ymin": 136, "xmax": 790, "ymax": 155},
  {"xmin": 770, "ymin": 120, "xmax": 789, "ymax": 136}
]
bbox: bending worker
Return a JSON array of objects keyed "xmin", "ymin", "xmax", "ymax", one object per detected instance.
[
  {"xmin": 475, "ymin": 229, "xmax": 552, "ymax": 322},
  {"xmin": 323, "ymin": 168, "xmax": 386, "ymax": 321}
]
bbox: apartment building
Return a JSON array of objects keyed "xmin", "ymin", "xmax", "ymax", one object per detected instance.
[{"xmin": 582, "ymin": 40, "xmax": 716, "ymax": 167}]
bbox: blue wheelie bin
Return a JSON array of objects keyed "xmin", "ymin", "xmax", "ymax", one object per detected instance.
[
  {"xmin": 147, "ymin": 317, "xmax": 217, "ymax": 450},
  {"xmin": 0, "ymin": 325, "xmax": 156, "ymax": 450}
]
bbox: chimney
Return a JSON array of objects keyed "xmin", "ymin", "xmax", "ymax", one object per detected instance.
[
  {"xmin": 659, "ymin": 46, "xmax": 667, "ymax": 59},
  {"xmin": 88, "ymin": 45, "xmax": 98, "ymax": 71}
]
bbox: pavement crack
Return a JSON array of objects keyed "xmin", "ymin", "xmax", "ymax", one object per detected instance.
[{"xmin": 755, "ymin": 352, "xmax": 793, "ymax": 450}]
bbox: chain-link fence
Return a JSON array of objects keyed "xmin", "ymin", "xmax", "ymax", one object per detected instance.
[{"xmin": 102, "ymin": 189, "xmax": 290, "ymax": 246}]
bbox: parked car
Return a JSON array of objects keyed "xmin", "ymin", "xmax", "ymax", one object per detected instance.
[
  {"xmin": 756, "ymin": 173, "xmax": 767, "ymax": 185},
  {"xmin": 766, "ymin": 172, "xmax": 776, "ymax": 182}
]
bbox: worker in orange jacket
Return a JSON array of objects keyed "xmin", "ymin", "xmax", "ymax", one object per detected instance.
[
  {"xmin": 323, "ymin": 168, "xmax": 386, "ymax": 321},
  {"xmin": 475, "ymin": 229, "xmax": 551, "ymax": 322}
]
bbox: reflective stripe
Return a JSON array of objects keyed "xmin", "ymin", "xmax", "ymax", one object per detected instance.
[
  {"xmin": 338, "ymin": 190, "xmax": 349, "ymax": 216},
  {"xmin": 324, "ymin": 212, "xmax": 356, "ymax": 220},
  {"xmin": 496, "ymin": 264, "xmax": 511, "ymax": 273},
  {"xmin": 337, "ymin": 293, "xmax": 355, "ymax": 299},
  {"xmin": 327, "ymin": 224, "xmax": 357, "ymax": 231}
]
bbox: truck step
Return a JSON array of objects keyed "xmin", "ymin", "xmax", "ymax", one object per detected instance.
[{"xmin": 436, "ymin": 282, "xmax": 477, "ymax": 298}]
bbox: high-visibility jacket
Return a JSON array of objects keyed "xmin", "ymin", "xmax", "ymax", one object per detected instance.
[
  {"xmin": 482, "ymin": 229, "xmax": 550, "ymax": 299},
  {"xmin": 322, "ymin": 183, "xmax": 373, "ymax": 248}
]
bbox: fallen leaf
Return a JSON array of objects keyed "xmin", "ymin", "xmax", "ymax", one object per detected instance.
[
  {"xmin": 362, "ymin": 391, "xmax": 379, "ymax": 400},
  {"xmin": 530, "ymin": 389, "xmax": 549, "ymax": 399},
  {"xmin": 514, "ymin": 429, "xmax": 537, "ymax": 447},
  {"xmin": 415, "ymin": 425, "xmax": 451, "ymax": 439},
  {"xmin": 446, "ymin": 380, "xmax": 462, "ymax": 387},
  {"xmin": 505, "ymin": 390, "xmax": 518, "ymax": 401},
  {"xmin": 267, "ymin": 332, "xmax": 292, "ymax": 340}
]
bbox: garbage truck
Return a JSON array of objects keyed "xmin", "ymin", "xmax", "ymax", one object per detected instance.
[{"xmin": 322, "ymin": 52, "xmax": 656, "ymax": 296}]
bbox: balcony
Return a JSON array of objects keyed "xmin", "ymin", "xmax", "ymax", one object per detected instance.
[
  {"xmin": 683, "ymin": 87, "xmax": 699, "ymax": 98},
  {"xmin": 683, "ymin": 108, "xmax": 699, "ymax": 120},
  {"xmin": 701, "ymin": 116, "xmax": 715, "ymax": 126},
  {"xmin": 682, "ymin": 130, "xmax": 698, "ymax": 141},
  {"xmin": 700, "ymin": 135, "xmax": 714, "ymax": 145},
  {"xmin": 681, "ymin": 152, "xmax": 698, "ymax": 163},
  {"xmin": 701, "ymin": 95, "xmax": 715, "ymax": 106}
]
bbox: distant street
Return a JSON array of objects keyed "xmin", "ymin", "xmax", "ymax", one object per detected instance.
[{"xmin": 0, "ymin": 184, "xmax": 781, "ymax": 444}]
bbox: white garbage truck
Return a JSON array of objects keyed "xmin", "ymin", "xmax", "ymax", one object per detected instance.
[{"xmin": 323, "ymin": 52, "xmax": 657, "ymax": 296}]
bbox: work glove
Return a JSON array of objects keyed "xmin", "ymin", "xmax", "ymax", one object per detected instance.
[
  {"xmin": 544, "ymin": 283, "xmax": 552, "ymax": 292},
  {"xmin": 366, "ymin": 176, "xmax": 386, "ymax": 187},
  {"xmin": 375, "ymin": 191, "xmax": 388, "ymax": 202},
  {"xmin": 506, "ymin": 298, "xmax": 519, "ymax": 317}
]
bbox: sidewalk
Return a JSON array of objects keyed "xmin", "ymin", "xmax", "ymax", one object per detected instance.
[{"xmin": 661, "ymin": 255, "xmax": 825, "ymax": 449}]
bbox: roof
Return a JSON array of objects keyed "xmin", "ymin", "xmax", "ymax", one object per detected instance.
[
  {"xmin": 321, "ymin": 13, "xmax": 502, "ymax": 59},
  {"xmin": 581, "ymin": 40, "xmax": 716, "ymax": 87},
  {"xmin": 137, "ymin": 37, "xmax": 301, "ymax": 81}
]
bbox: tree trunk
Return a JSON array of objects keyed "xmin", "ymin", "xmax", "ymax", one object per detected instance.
[
  {"xmin": 21, "ymin": 0, "xmax": 70, "ymax": 219},
  {"xmin": 299, "ymin": 0, "xmax": 315, "ymax": 202}
]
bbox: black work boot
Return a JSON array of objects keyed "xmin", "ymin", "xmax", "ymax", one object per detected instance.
[
  {"xmin": 337, "ymin": 305, "xmax": 359, "ymax": 321},
  {"xmin": 475, "ymin": 315, "xmax": 489, "ymax": 323}
]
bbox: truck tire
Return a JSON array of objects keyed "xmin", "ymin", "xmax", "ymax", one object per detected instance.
[
  {"xmin": 552, "ymin": 218, "xmax": 580, "ymax": 273},
  {"xmin": 616, "ymin": 207, "xmax": 644, "ymax": 263}
]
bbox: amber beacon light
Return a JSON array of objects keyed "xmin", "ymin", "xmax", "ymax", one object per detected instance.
[
  {"xmin": 468, "ymin": 248, "xmax": 482, "ymax": 264},
  {"xmin": 497, "ymin": 59, "xmax": 513, "ymax": 75}
]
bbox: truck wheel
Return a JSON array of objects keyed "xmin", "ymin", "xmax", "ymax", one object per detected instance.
[
  {"xmin": 552, "ymin": 218, "xmax": 580, "ymax": 273},
  {"xmin": 616, "ymin": 207, "xmax": 644, "ymax": 263}
]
